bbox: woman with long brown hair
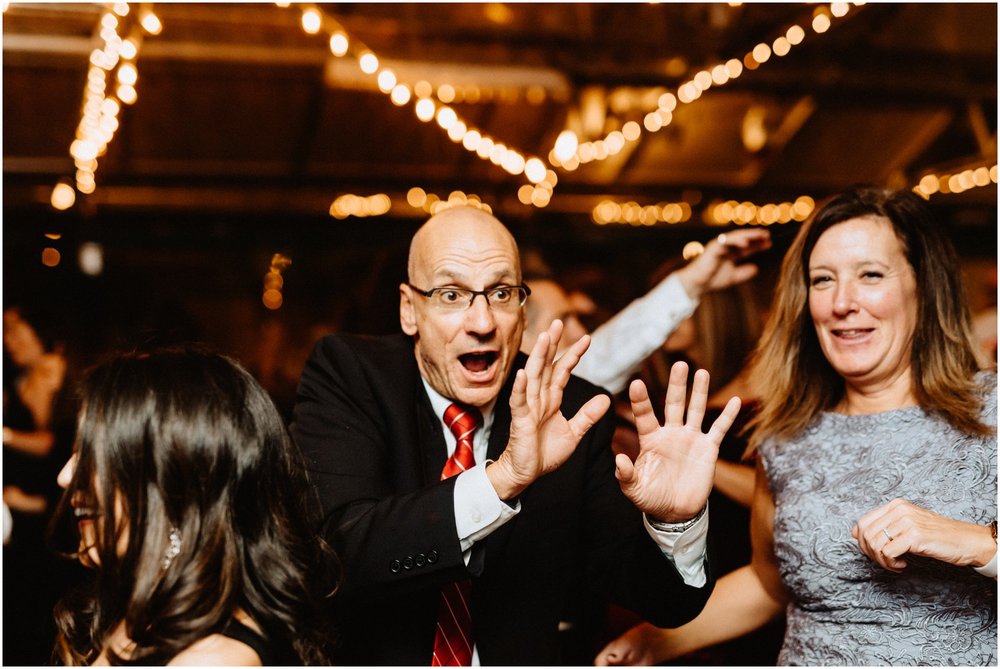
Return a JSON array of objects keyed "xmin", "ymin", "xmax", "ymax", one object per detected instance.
[{"xmin": 597, "ymin": 187, "xmax": 996, "ymax": 666}]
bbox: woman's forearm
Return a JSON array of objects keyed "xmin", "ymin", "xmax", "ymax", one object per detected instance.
[
  {"xmin": 713, "ymin": 460, "xmax": 755, "ymax": 508},
  {"xmin": 2, "ymin": 426, "xmax": 55, "ymax": 457},
  {"xmin": 649, "ymin": 564, "xmax": 786, "ymax": 660}
]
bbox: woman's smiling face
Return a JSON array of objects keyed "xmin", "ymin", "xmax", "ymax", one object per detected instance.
[
  {"xmin": 807, "ymin": 215, "xmax": 918, "ymax": 392},
  {"xmin": 57, "ymin": 452, "xmax": 127, "ymax": 568}
]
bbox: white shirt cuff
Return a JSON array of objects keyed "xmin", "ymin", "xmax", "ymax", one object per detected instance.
[
  {"xmin": 453, "ymin": 461, "xmax": 520, "ymax": 562},
  {"xmin": 643, "ymin": 507, "xmax": 709, "ymax": 588},
  {"xmin": 974, "ymin": 549, "xmax": 998, "ymax": 579}
]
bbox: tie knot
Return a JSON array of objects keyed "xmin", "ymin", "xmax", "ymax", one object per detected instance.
[{"xmin": 444, "ymin": 403, "xmax": 482, "ymax": 443}]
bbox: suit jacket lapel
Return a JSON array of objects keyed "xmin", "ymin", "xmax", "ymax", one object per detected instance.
[
  {"xmin": 480, "ymin": 352, "xmax": 527, "ymax": 559},
  {"xmin": 486, "ymin": 351, "xmax": 525, "ymax": 462},
  {"xmin": 415, "ymin": 380, "xmax": 448, "ymax": 484},
  {"xmin": 377, "ymin": 335, "xmax": 448, "ymax": 490}
]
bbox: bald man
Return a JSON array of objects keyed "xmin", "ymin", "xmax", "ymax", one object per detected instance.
[{"xmin": 292, "ymin": 206, "xmax": 740, "ymax": 665}]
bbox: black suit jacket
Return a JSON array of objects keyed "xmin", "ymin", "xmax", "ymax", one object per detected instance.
[{"xmin": 291, "ymin": 333, "xmax": 713, "ymax": 665}]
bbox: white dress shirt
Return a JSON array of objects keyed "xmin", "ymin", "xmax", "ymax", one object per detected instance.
[
  {"xmin": 573, "ymin": 272, "xmax": 698, "ymax": 395},
  {"xmin": 974, "ymin": 550, "xmax": 998, "ymax": 579}
]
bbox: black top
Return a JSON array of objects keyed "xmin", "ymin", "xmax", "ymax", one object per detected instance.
[
  {"xmin": 121, "ymin": 618, "xmax": 280, "ymax": 666},
  {"xmin": 218, "ymin": 618, "xmax": 275, "ymax": 665}
]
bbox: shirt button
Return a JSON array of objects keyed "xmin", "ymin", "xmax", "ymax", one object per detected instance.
[
  {"xmin": 679, "ymin": 545, "xmax": 690, "ymax": 555},
  {"xmin": 470, "ymin": 508, "xmax": 482, "ymax": 523}
]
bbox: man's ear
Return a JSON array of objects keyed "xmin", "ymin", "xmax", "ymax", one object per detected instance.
[{"xmin": 400, "ymin": 283, "xmax": 418, "ymax": 335}]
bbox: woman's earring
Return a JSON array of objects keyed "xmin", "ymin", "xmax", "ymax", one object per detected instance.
[{"xmin": 162, "ymin": 526, "xmax": 181, "ymax": 569}]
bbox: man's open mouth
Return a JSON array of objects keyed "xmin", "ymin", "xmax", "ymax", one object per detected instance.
[{"xmin": 459, "ymin": 351, "xmax": 498, "ymax": 373}]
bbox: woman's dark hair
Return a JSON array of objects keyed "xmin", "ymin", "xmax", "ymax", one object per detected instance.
[
  {"xmin": 748, "ymin": 186, "xmax": 992, "ymax": 450},
  {"xmin": 52, "ymin": 346, "xmax": 338, "ymax": 664}
]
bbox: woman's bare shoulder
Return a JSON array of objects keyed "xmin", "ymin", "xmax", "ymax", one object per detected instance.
[{"xmin": 167, "ymin": 634, "xmax": 262, "ymax": 666}]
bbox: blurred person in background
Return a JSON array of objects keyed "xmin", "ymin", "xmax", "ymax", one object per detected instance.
[
  {"xmin": 3, "ymin": 302, "xmax": 85, "ymax": 665},
  {"xmin": 596, "ymin": 187, "xmax": 997, "ymax": 666},
  {"xmin": 521, "ymin": 227, "xmax": 771, "ymax": 395}
]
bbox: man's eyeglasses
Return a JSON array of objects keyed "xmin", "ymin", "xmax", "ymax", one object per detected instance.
[{"xmin": 407, "ymin": 283, "xmax": 531, "ymax": 311}]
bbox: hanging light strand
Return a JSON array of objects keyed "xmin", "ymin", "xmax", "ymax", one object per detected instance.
[
  {"xmin": 913, "ymin": 163, "xmax": 998, "ymax": 198},
  {"xmin": 405, "ymin": 187, "xmax": 493, "ymax": 216},
  {"xmin": 262, "ymin": 253, "xmax": 292, "ymax": 310},
  {"xmin": 553, "ymin": 2, "xmax": 860, "ymax": 175},
  {"xmin": 329, "ymin": 192, "xmax": 392, "ymax": 219},
  {"xmin": 593, "ymin": 157, "xmax": 994, "ymax": 230},
  {"xmin": 285, "ymin": 4, "xmax": 549, "ymax": 195},
  {"xmin": 325, "ymin": 188, "xmax": 494, "ymax": 219},
  {"xmin": 54, "ymin": 2, "xmax": 157, "ymax": 209}
]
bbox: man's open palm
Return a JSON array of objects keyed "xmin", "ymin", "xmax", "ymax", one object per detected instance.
[{"xmin": 616, "ymin": 361, "xmax": 740, "ymax": 522}]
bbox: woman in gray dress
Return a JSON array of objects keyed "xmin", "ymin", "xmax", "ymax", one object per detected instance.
[{"xmin": 596, "ymin": 187, "xmax": 996, "ymax": 666}]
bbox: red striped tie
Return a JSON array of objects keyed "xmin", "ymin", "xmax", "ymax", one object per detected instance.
[{"xmin": 432, "ymin": 403, "xmax": 482, "ymax": 666}]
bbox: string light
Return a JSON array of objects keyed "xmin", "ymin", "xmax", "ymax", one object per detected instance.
[
  {"xmin": 701, "ymin": 195, "xmax": 814, "ymax": 226},
  {"xmin": 913, "ymin": 163, "xmax": 998, "ymax": 198},
  {"xmin": 406, "ymin": 187, "xmax": 493, "ymax": 215},
  {"xmin": 139, "ymin": 7, "xmax": 161, "ymax": 35},
  {"xmin": 591, "ymin": 199, "xmax": 693, "ymax": 226},
  {"xmin": 50, "ymin": 182, "xmax": 76, "ymax": 210},
  {"xmin": 301, "ymin": 7, "xmax": 322, "ymax": 34},
  {"xmin": 592, "ymin": 156, "xmax": 986, "ymax": 230},
  {"xmin": 552, "ymin": 130, "xmax": 579, "ymax": 163},
  {"xmin": 78, "ymin": 242, "xmax": 105, "ymax": 276},
  {"xmin": 58, "ymin": 4, "xmax": 154, "ymax": 205},
  {"xmin": 286, "ymin": 3, "xmax": 978, "ymax": 219},
  {"xmin": 682, "ymin": 242, "xmax": 705, "ymax": 260},
  {"xmin": 390, "ymin": 84, "xmax": 411, "ymax": 106},
  {"xmin": 281, "ymin": 5, "xmax": 546, "ymax": 206},
  {"xmin": 812, "ymin": 7, "xmax": 832, "ymax": 33},
  {"xmin": 262, "ymin": 253, "xmax": 291, "ymax": 310},
  {"xmin": 358, "ymin": 51, "xmax": 379, "ymax": 74},
  {"xmin": 41, "ymin": 248, "xmax": 62, "ymax": 268},
  {"xmin": 414, "ymin": 98, "xmax": 436, "ymax": 122},
  {"xmin": 329, "ymin": 31, "xmax": 349, "ymax": 57},
  {"xmin": 329, "ymin": 193, "xmax": 392, "ymax": 219},
  {"xmin": 550, "ymin": 2, "xmax": 854, "ymax": 180}
]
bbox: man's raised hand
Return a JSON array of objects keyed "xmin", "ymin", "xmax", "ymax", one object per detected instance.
[
  {"xmin": 487, "ymin": 319, "xmax": 610, "ymax": 500},
  {"xmin": 616, "ymin": 361, "xmax": 740, "ymax": 523}
]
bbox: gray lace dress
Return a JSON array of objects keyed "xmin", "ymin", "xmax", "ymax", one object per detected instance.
[{"xmin": 759, "ymin": 372, "xmax": 997, "ymax": 666}]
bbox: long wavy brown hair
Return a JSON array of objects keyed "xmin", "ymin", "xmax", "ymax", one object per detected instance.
[
  {"xmin": 52, "ymin": 346, "xmax": 339, "ymax": 664},
  {"xmin": 747, "ymin": 186, "xmax": 993, "ymax": 452}
]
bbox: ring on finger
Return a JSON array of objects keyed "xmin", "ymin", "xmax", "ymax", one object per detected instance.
[
  {"xmin": 717, "ymin": 233, "xmax": 728, "ymax": 246},
  {"xmin": 882, "ymin": 527, "xmax": 893, "ymax": 541}
]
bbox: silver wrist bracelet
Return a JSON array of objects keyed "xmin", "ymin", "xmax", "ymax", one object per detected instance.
[{"xmin": 650, "ymin": 504, "xmax": 707, "ymax": 533}]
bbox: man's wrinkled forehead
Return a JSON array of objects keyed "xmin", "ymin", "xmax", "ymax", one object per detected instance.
[{"xmin": 408, "ymin": 206, "xmax": 520, "ymax": 281}]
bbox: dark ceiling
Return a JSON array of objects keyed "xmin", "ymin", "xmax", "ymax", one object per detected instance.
[
  {"xmin": 5, "ymin": 3, "xmax": 997, "ymax": 216},
  {"xmin": 2, "ymin": 3, "xmax": 997, "ymax": 351}
]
